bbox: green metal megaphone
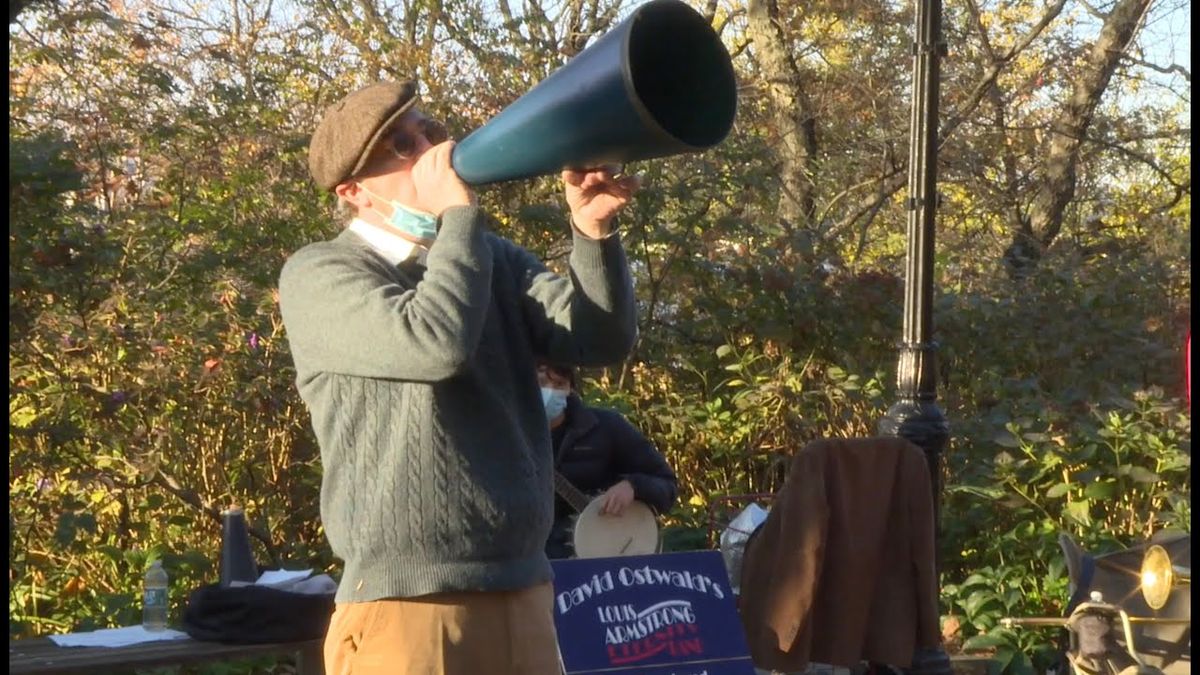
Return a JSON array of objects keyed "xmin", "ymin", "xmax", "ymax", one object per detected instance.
[{"xmin": 451, "ymin": 0, "xmax": 738, "ymax": 186}]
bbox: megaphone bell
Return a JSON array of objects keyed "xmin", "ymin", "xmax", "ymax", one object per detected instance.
[{"xmin": 451, "ymin": 0, "xmax": 738, "ymax": 185}]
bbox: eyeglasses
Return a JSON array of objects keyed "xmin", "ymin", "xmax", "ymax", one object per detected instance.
[{"xmin": 388, "ymin": 118, "xmax": 450, "ymax": 160}]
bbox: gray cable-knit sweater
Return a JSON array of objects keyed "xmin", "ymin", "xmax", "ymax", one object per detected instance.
[{"xmin": 278, "ymin": 205, "xmax": 637, "ymax": 603}]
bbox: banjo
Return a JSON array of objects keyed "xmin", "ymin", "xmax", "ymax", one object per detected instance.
[{"xmin": 553, "ymin": 471, "xmax": 661, "ymax": 559}]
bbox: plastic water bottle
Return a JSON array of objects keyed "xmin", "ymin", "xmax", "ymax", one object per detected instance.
[{"xmin": 142, "ymin": 559, "xmax": 169, "ymax": 631}]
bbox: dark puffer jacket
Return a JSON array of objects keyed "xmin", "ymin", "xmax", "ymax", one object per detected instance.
[{"xmin": 546, "ymin": 394, "xmax": 678, "ymax": 559}]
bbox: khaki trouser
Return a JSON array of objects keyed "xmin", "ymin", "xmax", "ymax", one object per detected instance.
[{"xmin": 323, "ymin": 582, "xmax": 562, "ymax": 675}]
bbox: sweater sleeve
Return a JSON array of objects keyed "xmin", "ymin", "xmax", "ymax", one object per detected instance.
[
  {"xmin": 601, "ymin": 410, "xmax": 678, "ymax": 515},
  {"xmin": 507, "ymin": 226, "xmax": 638, "ymax": 367},
  {"xmin": 279, "ymin": 206, "xmax": 493, "ymax": 381}
]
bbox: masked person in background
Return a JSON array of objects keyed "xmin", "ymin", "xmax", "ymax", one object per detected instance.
[
  {"xmin": 279, "ymin": 81, "xmax": 640, "ymax": 675},
  {"xmin": 538, "ymin": 362, "xmax": 678, "ymax": 559}
]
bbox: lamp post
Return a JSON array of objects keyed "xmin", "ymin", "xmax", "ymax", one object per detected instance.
[{"xmin": 878, "ymin": 0, "xmax": 951, "ymax": 671}]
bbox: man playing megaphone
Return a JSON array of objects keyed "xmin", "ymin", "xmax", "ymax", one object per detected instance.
[{"xmin": 278, "ymin": 80, "xmax": 642, "ymax": 675}]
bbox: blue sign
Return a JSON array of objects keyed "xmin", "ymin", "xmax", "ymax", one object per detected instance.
[{"xmin": 551, "ymin": 550, "xmax": 756, "ymax": 675}]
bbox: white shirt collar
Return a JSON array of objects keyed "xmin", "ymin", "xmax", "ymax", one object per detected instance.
[{"xmin": 347, "ymin": 218, "xmax": 429, "ymax": 266}]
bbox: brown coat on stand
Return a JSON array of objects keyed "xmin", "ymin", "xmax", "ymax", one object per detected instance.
[{"xmin": 738, "ymin": 437, "xmax": 942, "ymax": 672}]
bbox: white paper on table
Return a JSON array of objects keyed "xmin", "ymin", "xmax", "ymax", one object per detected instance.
[
  {"xmin": 228, "ymin": 570, "xmax": 336, "ymax": 595},
  {"xmin": 48, "ymin": 625, "xmax": 190, "ymax": 648},
  {"xmin": 228, "ymin": 568, "xmax": 314, "ymax": 589},
  {"xmin": 254, "ymin": 568, "xmax": 313, "ymax": 587},
  {"xmin": 284, "ymin": 574, "xmax": 338, "ymax": 595}
]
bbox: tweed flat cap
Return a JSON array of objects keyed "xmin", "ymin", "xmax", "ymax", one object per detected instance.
[{"xmin": 308, "ymin": 80, "xmax": 419, "ymax": 191}]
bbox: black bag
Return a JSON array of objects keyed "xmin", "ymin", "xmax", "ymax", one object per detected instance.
[{"xmin": 182, "ymin": 582, "xmax": 335, "ymax": 644}]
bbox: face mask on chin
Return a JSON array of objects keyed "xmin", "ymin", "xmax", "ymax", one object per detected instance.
[{"xmin": 359, "ymin": 184, "xmax": 438, "ymax": 242}]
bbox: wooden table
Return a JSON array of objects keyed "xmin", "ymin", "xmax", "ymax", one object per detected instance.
[{"xmin": 9, "ymin": 636, "xmax": 324, "ymax": 674}]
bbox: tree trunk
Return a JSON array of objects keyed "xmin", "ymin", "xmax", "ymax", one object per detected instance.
[
  {"xmin": 746, "ymin": 0, "xmax": 819, "ymax": 238},
  {"xmin": 1006, "ymin": 0, "xmax": 1152, "ymax": 274}
]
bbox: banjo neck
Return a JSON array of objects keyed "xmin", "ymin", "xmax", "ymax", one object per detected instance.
[{"xmin": 553, "ymin": 470, "xmax": 595, "ymax": 513}]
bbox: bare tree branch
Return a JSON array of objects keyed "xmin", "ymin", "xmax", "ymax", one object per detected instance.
[
  {"xmin": 1076, "ymin": 0, "xmax": 1110, "ymax": 21},
  {"xmin": 940, "ymin": 0, "xmax": 1068, "ymax": 146},
  {"xmin": 814, "ymin": 169, "xmax": 899, "ymax": 229},
  {"xmin": 587, "ymin": 0, "xmax": 623, "ymax": 38},
  {"xmin": 354, "ymin": 0, "xmax": 390, "ymax": 39},
  {"xmin": 714, "ymin": 8, "xmax": 745, "ymax": 37},
  {"xmin": 441, "ymin": 14, "xmax": 523, "ymax": 68},
  {"xmin": 962, "ymin": 0, "xmax": 997, "ymax": 61},
  {"xmin": 523, "ymin": 0, "xmax": 556, "ymax": 52},
  {"xmin": 1120, "ymin": 54, "xmax": 1191, "ymax": 82},
  {"xmin": 827, "ymin": 168, "xmax": 909, "ymax": 245},
  {"xmin": 1082, "ymin": 132, "xmax": 1189, "ymax": 197},
  {"xmin": 561, "ymin": 0, "xmax": 586, "ymax": 55},
  {"xmin": 154, "ymin": 470, "xmax": 282, "ymax": 566}
]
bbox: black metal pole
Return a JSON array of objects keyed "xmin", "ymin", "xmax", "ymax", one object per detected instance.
[{"xmin": 879, "ymin": 0, "xmax": 951, "ymax": 671}]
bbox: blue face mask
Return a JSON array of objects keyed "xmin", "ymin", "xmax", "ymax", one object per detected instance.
[
  {"xmin": 360, "ymin": 185, "xmax": 439, "ymax": 241},
  {"xmin": 541, "ymin": 387, "xmax": 569, "ymax": 421}
]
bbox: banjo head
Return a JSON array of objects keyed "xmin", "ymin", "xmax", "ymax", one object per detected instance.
[{"xmin": 572, "ymin": 497, "xmax": 660, "ymax": 559}]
